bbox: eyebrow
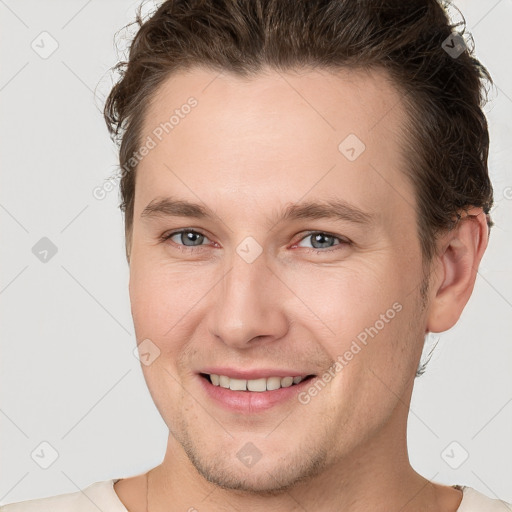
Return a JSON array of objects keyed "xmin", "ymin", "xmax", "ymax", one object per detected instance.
[{"xmin": 140, "ymin": 196, "xmax": 375, "ymax": 227}]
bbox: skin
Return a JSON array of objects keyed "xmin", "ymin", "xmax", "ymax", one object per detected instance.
[{"xmin": 114, "ymin": 66, "xmax": 488, "ymax": 512}]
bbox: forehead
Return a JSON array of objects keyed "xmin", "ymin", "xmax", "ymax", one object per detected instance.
[
  {"xmin": 135, "ymin": 66, "xmax": 415, "ymax": 228},
  {"xmin": 142, "ymin": 66, "xmax": 407, "ymax": 156}
]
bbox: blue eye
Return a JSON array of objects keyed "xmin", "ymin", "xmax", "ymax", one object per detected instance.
[
  {"xmin": 162, "ymin": 230, "xmax": 210, "ymax": 248},
  {"xmin": 295, "ymin": 231, "xmax": 347, "ymax": 252},
  {"xmin": 160, "ymin": 229, "xmax": 349, "ymax": 254}
]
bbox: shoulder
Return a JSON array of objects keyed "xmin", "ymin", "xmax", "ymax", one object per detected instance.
[
  {"xmin": 0, "ymin": 479, "xmax": 127, "ymax": 512},
  {"xmin": 458, "ymin": 486, "xmax": 512, "ymax": 512}
]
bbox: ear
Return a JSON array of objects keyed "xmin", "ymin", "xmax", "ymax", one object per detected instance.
[{"xmin": 426, "ymin": 207, "xmax": 490, "ymax": 333}]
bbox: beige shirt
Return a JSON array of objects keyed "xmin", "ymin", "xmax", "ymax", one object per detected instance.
[{"xmin": 1, "ymin": 479, "xmax": 511, "ymax": 511}]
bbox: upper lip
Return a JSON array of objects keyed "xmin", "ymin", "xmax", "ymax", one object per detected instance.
[{"xmin": 199, "ymin": 367, "xmax": 315, "ymax": 380}]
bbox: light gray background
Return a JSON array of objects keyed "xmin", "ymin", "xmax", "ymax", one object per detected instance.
[{"xmin": 1, "ymin": 0, "xmax": 511, "ymax": 506}]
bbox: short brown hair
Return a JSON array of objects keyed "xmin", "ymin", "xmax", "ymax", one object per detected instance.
[{"xmin": 104, "ymin": 0, "xmax": 494, "ymax": 264}]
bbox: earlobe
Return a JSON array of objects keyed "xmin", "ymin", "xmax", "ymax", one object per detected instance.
[{"xmin": 426, "ymin": 208, "xmax": 489, "ymax": 333}]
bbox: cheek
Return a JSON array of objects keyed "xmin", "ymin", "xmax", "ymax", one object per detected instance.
[
  {"xmin": 129, "ymin": 257, "xmax": 220, "ymax": 378},
  {"xmin": 129, "ymin": 254, "xmax": 207, "ymax": 334},
  {"xmin": 129, "ymin": 275, "xmax": 169, "ymax": 339},
  {"xmin": 288, "ymin": 257, "xmax": 420, "ymax": 379},
  {"xmin": 285, "ymin": 258, "xmax": 401, "ymax": 333}
]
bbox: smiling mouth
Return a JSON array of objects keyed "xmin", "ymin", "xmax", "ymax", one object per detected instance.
[{"xmin": 200, "ymin": 373, "xmax": 316, "ymax": 392}]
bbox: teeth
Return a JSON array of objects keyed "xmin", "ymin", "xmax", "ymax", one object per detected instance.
[
  {"xmin": 281, "ymin": 376, "xmax": 294, "ymax": 388},
  {"xmin": 208, "ymin": 374, "xmax": 307, "ymax": 392},
  {"xmin": 266, "ymin": 376, "xmax": 281, "ymax": 391},
  {"xmin": 229, "ymin": 378, "xmax": 247, "ymax": 391},
  {"xmin": 247, "ymin": 378, "xmax": 266, "ymax": 392}
]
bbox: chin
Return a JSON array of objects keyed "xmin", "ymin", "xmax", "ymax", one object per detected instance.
[{"xmin": 180, "ymin": 435, "xmax": 330, "ymax": 495}]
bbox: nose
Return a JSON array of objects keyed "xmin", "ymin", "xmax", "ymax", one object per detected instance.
[{"xmin": 208, "ymin": 249, "xmax": 289, "ymax": 349}]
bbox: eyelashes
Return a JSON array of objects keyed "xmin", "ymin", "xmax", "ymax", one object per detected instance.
[
  {"xmin": 159, "ymin": 229, "xmax": 351, "ymax": 255},
  {"xmin": 294, "ymin": 231, "xmax": 349, "ymax": 252}
]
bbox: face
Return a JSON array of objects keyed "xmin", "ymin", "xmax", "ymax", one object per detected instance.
[{"xmin": 129, "ymin": 66, "xmax": 429, "ymax": 493}]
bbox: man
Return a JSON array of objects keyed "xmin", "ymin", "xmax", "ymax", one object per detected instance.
[{"xmin": 2, "ymin": 0, "xmax": 510, "ymax": 511}]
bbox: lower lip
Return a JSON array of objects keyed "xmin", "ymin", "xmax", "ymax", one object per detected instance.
[{"xmin": 198, "ymin": 374, "xmax": 316, "ymax": 413}]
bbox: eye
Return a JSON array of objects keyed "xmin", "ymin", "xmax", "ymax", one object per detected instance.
[
  {"xmin": 161, "ymin": 229, "xmax": 211, "ymax": 249},
  {"xmin": 160, "ymin": 229, "xmax": 349, "ymax": 254},
  {"xmin": 294, "ymin": 231, "xmax": 349, "ymax": 252}
]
